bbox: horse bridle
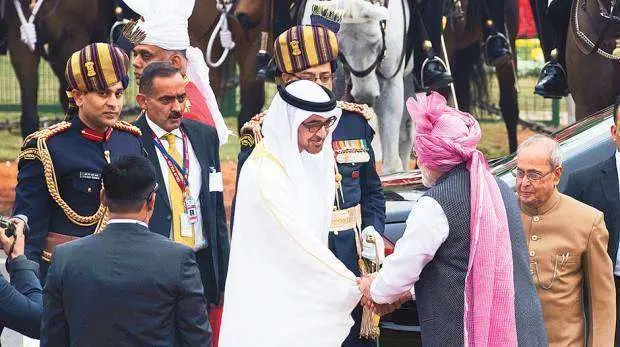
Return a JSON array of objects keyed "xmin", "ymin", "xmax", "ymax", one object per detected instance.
[
  {"xmin": 338, "ymin": 0, "xmax": 407, "ymax": 80},
  {"xmin": 338, "ymin": 19, "xmax": 387, "ymax": 78},
  {"xmin": 598, "ymin": 0, "xmax": 620, "ymax": 22}
]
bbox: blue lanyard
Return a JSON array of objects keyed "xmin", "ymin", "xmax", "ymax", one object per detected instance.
[{"xmin": 152, "ymin": 131, "xmax": 190, "ymax": 188}]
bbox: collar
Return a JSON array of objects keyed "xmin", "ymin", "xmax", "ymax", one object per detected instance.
[
  {"xmin": 520, "ymin": 189, "xmax": 562, "ymax": 216},
  {"xmin": 615, "ymin": 151, "xmax": 620, "ymax": 170},
  {"xmin": 73, "ymin": 115, "xmax": 113, "ymax": 142},
  {"xmin": 145, "ymin": 114, "xmax": 183, "ymax": 140},
  {"xmin": 107, "ymin": 219, "xmax": 149, "ymax": 228}
]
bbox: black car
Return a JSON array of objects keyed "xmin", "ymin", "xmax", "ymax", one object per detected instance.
[{"xmin": 377, "ymin": 109, "xmax": 615, "ymax": 337}]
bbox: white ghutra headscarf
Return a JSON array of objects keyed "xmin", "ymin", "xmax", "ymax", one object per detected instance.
[
  {"xmin": 220, "ymin": 80, "xmax": 359, "ymax": 346},
  {"xmin": 123, "ymin": 0, "xmax": 231, "ymax": 145}
]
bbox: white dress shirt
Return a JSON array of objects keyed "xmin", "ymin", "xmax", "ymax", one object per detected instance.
[
  {"xmin": 146, "ymin": 116, "xmax": 206, "ymax": 250},
  {"xmin": 370, "ymin": 196, "xmax": 449, "ymax": 304},
  {"xmin": 108, "ymin": 219, "xmax": 149, "ymax": 228}
]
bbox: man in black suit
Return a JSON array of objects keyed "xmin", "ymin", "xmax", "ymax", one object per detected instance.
[
  {"xmin": 564, "ymin": 96, "xmax": 620, "ymax": 345},
  {"xmin": 41, "ymin": 155, "xmax": 212, "ymax": 346},
  {"xmin": 133, "ymin": 63, "xmax": 229, "ymax": 319},
  {"xmin": 0, "ymin": 217, "xmax": 42, "ymax": 341}
]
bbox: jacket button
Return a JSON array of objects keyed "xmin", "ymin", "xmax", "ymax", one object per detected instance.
[
  {"xmin": 529, "ymin": 251, "xmax": 536, "ymax": 257},
  {"xmin": 87, "ymin": 187, "xmax": 92, "ymax": 193},
  {"xmin": 531, "ymin": 235, "xmax": 539, "ymax": 241},
  {"xmin": 166, "ymin": 215, "xmax": 171, "ymax": 220},
  {"xmin": 334, "ymin": 231, "xmax": 339, "ymax": 236},
  {"xmin": 533, "ymin": 216, "xmax": 540, "ymax": 222}
]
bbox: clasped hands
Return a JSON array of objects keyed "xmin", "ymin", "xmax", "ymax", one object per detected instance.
[{"xmin": 356, "ymin": 273, "xmax": 412, "ymax": 316}]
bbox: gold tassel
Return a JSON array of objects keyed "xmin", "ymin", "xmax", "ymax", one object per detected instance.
[{"xmin": 358, "ymin": 258, "xmax": 380, "ymax": 340}]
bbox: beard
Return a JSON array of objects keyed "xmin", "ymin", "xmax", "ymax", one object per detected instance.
[{"xmin": 420, "ymin": 165, "xmax": 436, "ymax": 188}]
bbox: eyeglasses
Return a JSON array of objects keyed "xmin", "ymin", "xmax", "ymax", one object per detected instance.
[
  {"xmin": 291, "ymin": 72, "xmax": 335, "ymax": 85},
  {"xmin": 512, "ymin": 167, "xmax": 555, "ymax": 182},
  {"xmin": 301, "ymin": 116, "xmax": 337, "ymax": 134}
]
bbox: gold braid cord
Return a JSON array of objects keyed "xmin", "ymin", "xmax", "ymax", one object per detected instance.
[
  {"xmin": 35, "ymin": 122, "xmax": 104, "ymax": 226},
  {"xmin": 239, "ymin": 112, "xmax": 265, "ymax": 148},
  {"xmin": 337, "ymin": 101, "xmax": 374, "ymax": 121},
  {"xmin": 112, "ymin": 120, "xmax": 142, "ymax": 137}
]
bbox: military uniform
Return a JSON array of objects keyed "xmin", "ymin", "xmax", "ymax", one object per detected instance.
[
  {"xmin": 236, "ymin": 101, "xmax": 386, "ymax": 347},
  {"xmin": 12, "ymin": 43, "xmax": 144, "ymax": 281}
]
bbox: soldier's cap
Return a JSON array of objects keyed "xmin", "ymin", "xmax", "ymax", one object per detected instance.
[
  {"xmin": 65, "ymin": 43, "xmax": 130, "ymax": 109},
  {"xmin": 274, "ymin": 25, "xmax": 339, "ymax": 75}
]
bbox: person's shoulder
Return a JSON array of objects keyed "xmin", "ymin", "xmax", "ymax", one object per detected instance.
[
  {"xmin": 18, "ymin": 122, "xmax": 72, "ymax": 163},
  {"xmin": 337, "ymin": 101, "xmax": 373, "ymax": 122},
  {"xmin": 112, "ymin": 120, "xmax": 142, "ymax": 138},
  {"xmin": 239, "ymin": 112, "xmax": 265, "ymax": 150},
  {"xmin": 183, "ymin": 118, "xmax": 218, "ymax": 138},
  {"xmin": 568, "ymin": 156, "xmax": 612, "ymax": 183},
  {"xmin": 561, "ymin": 193, "xmax": 604, "ymax": 220}
]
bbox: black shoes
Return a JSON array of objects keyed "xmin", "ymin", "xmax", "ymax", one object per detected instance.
[{"xmin": 421, "ymin": 56, "xmax": 453, "ymax": 89}]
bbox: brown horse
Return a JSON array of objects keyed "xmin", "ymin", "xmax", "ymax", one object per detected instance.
[
  {"xmin": 6, "ymin": 0, "xmax": 264, "ymax": 138},
  {"xmin": 188, "ymin": 0, "xmax": 265, "ymax": 133},
  {"xmin": 6, "ymin": 0, "xmax": 115, "ymax": 138},
  {"xmin": 566, "ymin": 0, "xmax": 620, "ymax": 120},
  {"xmin": 444, "ymin": 0, "xmax": 520, "ymax": 153}
]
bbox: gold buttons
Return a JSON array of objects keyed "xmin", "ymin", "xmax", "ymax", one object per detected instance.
[
  {"xmin": 531, "ymin": 235, "xmax": 539, "ymax": 241},
  {"xmin": 87, "ymin": 187, "xmax": 92, "ymax": 193},
  {"xmin": 533, "ymin": 216, "xmax": 540, "ymax": 222},
  {"xmin": 529, "ymin": 251, "xmax": 536, "ymax": 257},
  {"xmin": 334, "ymin": 231, "xmax": 339, "ymax": 236}
]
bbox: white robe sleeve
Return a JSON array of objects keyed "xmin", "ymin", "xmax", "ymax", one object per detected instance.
[{"xmin": 370, "ymin": 196, "xmax": 449, "ymax": 304}]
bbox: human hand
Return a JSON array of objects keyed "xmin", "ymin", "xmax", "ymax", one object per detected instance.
[{"xmin": 0, "ymin": 218, "xmax": 25, "ymax": 259}]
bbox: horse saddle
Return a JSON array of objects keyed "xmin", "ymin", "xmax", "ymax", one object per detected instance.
[{"xmin": 572, "ymin": 0, "xmax": 620, "ymax": 61}]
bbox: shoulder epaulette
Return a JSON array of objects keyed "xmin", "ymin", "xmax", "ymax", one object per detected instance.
[
  {"xmin": 337, "ymin": 101, "xmax": 374, "ymax": 121},
  {"xmin": 18, "ymin": 122, "xmax": 72, "ymax": 161},
  {"xmin": 113, "ymin": 120, "xmax": 142, "ymax": 137},
  {"xmin": 239, "ymin": 112, "xmax": 265, "ymax": 148}
]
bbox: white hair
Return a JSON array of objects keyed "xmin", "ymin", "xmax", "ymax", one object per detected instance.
[{"xmin": 516, "ymin": 134, "xmax": 563, "ymax": 168}]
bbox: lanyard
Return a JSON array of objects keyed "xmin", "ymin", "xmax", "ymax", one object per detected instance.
[{"xmin": 152, "ymin": 131, "xmax": 190, "ymax": 192}]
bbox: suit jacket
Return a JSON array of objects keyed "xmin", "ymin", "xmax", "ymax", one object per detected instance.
[
  {"xmin": 0, "ymin": 255, "xmax": 42, "ymax": 341},
  {"xmin": 564, "ymin": 155, "xmax": 620, "ymax": 266},
  {"xmin": 520, "ymin": 191, "xmax": 615, "ymax": 346},
  {"xmin": 134, "ymin": 116, "xmax": 230, "ymax": 305},
  {"xmin": 41, "ymin": 222, "xmax": 212, "ymax": 347}
]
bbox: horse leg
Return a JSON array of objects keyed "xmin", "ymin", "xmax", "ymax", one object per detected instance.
[
  {"xmin": 7, "ymin": 12, "xmax": 39, "ymax": 138},
  {"xmin": 234, "ymin": 30, "xmax": 264, "ymax": 134},
  {"xmin": 398, "ymin": 73, "xmax": 415, "ymax": 171},
  {"xmin": 495, "ymin": 58, "xmax": 518, "ymax": 153},
  {"xmin": 376, "ymin": 76, "xmax": 405, "ymax": 174}
]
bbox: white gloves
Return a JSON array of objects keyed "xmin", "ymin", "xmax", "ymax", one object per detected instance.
[{"xmin": 361, "ymin": 226, "xmax": 385, "ymax": 264}]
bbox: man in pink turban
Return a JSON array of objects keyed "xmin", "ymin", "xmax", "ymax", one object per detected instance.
[{"xmin": 358, "ymin": 91, "xmax": 547, "ymax": 346}]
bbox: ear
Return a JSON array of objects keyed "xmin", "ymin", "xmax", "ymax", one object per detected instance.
[
  {"xmin": 553, "ymin": 166, "xmax": 563, "ymax": 186},
  {"xmin": 73, "ymin": 89, "xmax": 85, "ymax": 107},
  {"xmin": 147, "ymin": 192, "xmax": 156, "ymax": 211},
  {"xmin": 136, "ymin": 93, "xmax": 147, "ymax": 110},
  {"xmin": 612, "ymin": 124, "xmax": 617, "ymax": 138},
  {"xmin": 170, "ymin": 54, "xmax": 183, "ymax": 70}
]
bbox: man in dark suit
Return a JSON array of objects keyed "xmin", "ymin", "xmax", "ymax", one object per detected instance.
[
  {"xmin": 133, "ymin": 63, "xmax": 229, "ymax": 326},
  {"xmin": 0, "ymin": 217, "xmax": 42, "ymax": 341},
  {"xmin": 564, "ymin": 96, "xmax": 620, "ymax": 345},
  {"xmin": 41, "ymin": 155, "xmax": 212, "ymax": 346}
]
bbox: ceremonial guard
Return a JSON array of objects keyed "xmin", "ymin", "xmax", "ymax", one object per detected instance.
[
  {"xmin": 235, "ymin": 14, "xmax": 386, "ymax": 347},
  {"xmin": 531, "ymin": 0, "xmax": 571, "ymax": 98},
  {"xmin": 13, "ymin": 43, "xmax": 144, "ymax": 281}
]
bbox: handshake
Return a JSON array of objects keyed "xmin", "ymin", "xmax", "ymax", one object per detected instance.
[{"xmin": 356, "ymin": 273, "xmax": 412, "ymax": 316}]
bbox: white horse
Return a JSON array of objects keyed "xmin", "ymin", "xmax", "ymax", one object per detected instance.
[{"xmin": 304, "ymin": 0, "xmax": 414, "ymax": 174}]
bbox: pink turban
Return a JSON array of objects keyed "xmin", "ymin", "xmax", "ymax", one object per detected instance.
[{"xmin": 407, "ymin": 92, "xmax": 517, "ymax": 346}]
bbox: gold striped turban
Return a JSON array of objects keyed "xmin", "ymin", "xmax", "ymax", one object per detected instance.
[
  {"xmin": 274, "ymin": 25, "xmax": 339, "ymax": 74},
  {"xmin": 65, "ymin": 43, "xmax": 130, "ymax": 109}
]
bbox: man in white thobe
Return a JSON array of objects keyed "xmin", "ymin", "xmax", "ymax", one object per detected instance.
[{"xmin": 219, "ymin": 80, "xmax": 361, "ymax": 346}]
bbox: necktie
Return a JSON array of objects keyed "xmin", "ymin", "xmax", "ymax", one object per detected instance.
[{"xmin": 163, "ymin": 133, "xmax": 194, "ymax": 248}]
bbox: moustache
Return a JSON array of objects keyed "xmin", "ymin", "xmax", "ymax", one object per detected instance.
[{"xmin": 168, "ymin": 111, "xmax": 183, "ymax": 120}]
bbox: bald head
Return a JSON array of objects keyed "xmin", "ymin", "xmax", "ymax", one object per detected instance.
[{"xmin": 516, "ymin": 134, "xmax": 562, "ymax": 169}]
